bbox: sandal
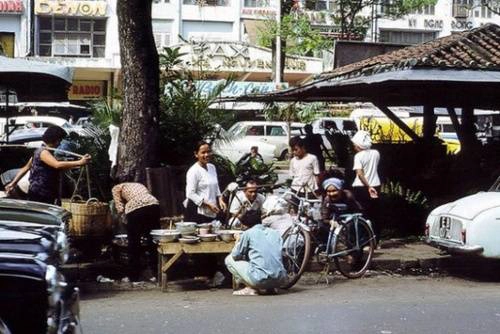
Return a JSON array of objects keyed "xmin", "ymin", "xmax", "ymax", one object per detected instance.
[{"xmin": 232, "ymin": 287, "xmax": 258, "ymax": 296}]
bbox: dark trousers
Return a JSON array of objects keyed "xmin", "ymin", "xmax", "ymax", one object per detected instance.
[
  {"xmin": 353, "ymin": 186, "xmax": 381, "ymax": 241},
  {"xmin": 126, "ymin": 205, "xmax": 160, "ymax": 281},
  {"xmin": 27, "ymin": 190, "xmax": 56, "ymax": 205}
]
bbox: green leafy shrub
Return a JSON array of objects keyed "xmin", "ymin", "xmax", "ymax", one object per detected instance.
[{"xmin": 380, "ymin": 180, "xmax": 430, "ymax": 238}]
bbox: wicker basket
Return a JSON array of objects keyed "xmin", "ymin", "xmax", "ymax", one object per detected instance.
[{"xmin": 61, "ymin": 197, "xmax": 111, "ymax": 237}]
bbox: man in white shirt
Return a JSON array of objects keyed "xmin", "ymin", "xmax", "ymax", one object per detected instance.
[
  {"xmin": 289, "ymin": 136, "xmax": 320, "ymax": 198},
  {"xmin": 351, "ymin": 130, "xmax": 381, "ymax": 241},
  {"xmin": 229, "ymin": 180, "xmax": 265, "ymax": 227}
]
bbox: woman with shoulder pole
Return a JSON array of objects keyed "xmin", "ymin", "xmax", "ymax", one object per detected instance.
[{"xmin": 5, "ymin": 126, "xmax": 91, "ymax": 205}]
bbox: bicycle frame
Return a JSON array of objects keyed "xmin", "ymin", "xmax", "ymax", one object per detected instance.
[{"xmin": 284, "ymin": 191, "xmax": 374, "ymax": 260}]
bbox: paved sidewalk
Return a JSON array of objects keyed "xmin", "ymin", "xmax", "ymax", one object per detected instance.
[{"xmin": 370, "ymin": 240, "xmax": 448, "ymax": 272}]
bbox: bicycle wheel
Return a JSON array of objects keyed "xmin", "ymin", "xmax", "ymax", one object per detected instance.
[
  {"xmin": 281, "ymin": 225, "xmax": 311, "ymax": 289},
  {"xmin": 334, "ymin": 217, "xmax": 375, "ymax": 279}
]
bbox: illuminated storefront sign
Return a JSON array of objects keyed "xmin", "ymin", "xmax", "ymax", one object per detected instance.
[{"xmin": 35, "ymin": 0, "xmax": 107, "ymax": 17}]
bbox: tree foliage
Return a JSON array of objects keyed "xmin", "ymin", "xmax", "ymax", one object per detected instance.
[
  {"xmin": 158, "ymin": 42, "xmax": 234, "ymax": 165},
  {"xmin": 257, "ymin": 14, "xmax": 333, "ymax": 56}
]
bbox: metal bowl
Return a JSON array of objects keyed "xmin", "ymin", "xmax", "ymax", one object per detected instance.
[
  {"xmin": 150, "ymin": 229, "xmax": 181, "ymax": 243},
  {"xmin": 199, "ymin": 234, "xmax": 218, "ymax": 242},
  {"xmin": 179, "ymin": 236, "xmax": 200, "ymax": 244},
  {"xmin": 175, "ymin": 222, "xmax": 197, "ymax": 236},
  {"xmin": 217, "ymin": 230, "xmax": 239, "ymax": 242}
]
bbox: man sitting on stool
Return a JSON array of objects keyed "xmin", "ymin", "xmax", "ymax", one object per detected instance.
[
  {"xmin": 229, "ymin": 180, "xmax": 265, "ymax": 227},
  {"xmin": 225, "ymin": 210, "xmax": 287, "ymax": 296}
]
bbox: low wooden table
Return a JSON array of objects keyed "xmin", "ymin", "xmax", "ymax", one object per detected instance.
[{"xmin": 157, "ymin": 240, "xmax": 235, "ymax": 292}]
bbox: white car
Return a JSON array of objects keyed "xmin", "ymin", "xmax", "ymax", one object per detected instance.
[
  {"xmin": 2, "ymin": 116, "xmax": 89, "ymax": 138},
  {"xmin": 213, "ymin": 137, "xmax": 276, "ymax": 164},
  {"xmin": 425, "ymin": 179, "xmax": 500, "ymax": 258},
  {"xmin": 222, "ymin": 121, "xmax": 305, "ymax": 160}
]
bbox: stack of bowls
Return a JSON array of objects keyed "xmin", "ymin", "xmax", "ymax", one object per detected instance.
[{"xmin": 175, "ymin": 222, "xmax": 197, "ymax": 236}]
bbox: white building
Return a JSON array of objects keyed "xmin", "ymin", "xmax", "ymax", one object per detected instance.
[
  {"xmin": 375, "ymin": 0, "xmax": 500, "ymax": 44},
  {"xmin": 2, "ymin": 0, "xmax": 499, "ymax": 103},
  {"xmin": 0, "ymin": 0, "xmax": 29, "ymax": 57}
]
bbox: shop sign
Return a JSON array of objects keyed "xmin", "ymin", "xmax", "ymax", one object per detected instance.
[
  {"xmin": 0, "ymin": 0, "xmax": 24, "ymax": 14},
  {"xmin": 68, "ymin": 80, "xmax": 105, "ymax": 100},
  {"xmin": 195, "ymin": 80, "xmax": 289, "ymax": 97},
  {"xmin": 190, "ymin": 43, "xmax": 307, "ymax": 72},
  {"xmin": 35, "ymin": 0, "xmax": 107, "ymax": 17},
  {"xmin": 451, "ymin": 20, "xmax": 474, "ymax": 30},
  {"xmin": 241, "ymin": 7, "xmax": 276, "ymax": 17},
  {"xmin": 424, "ymin": 19, "xmax": 443, "ymax": 30}
]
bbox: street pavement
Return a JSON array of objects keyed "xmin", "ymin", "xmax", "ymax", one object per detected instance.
[{"xmin": 80, "ymin": 274, "xmax": 500, "ymax": 334}]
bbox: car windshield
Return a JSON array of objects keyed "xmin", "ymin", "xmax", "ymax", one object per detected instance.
[{"xmin": 227, "ymin": 123, "xmax": 244, "ymax": 137}]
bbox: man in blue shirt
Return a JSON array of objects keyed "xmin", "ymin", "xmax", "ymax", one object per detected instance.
[{"xmin": 225, "ymin": 210, "xmax": 287, "ymax": 296}]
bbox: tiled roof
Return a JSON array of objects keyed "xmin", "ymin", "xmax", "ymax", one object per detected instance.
[{"xmin": 320, "ymin": 23, "xmax": 500, "ymax": 81}]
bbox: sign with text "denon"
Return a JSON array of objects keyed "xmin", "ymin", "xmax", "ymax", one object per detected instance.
[{"xmin": 35, "ymin": 0, "xmax": 107, "ymax": 17}]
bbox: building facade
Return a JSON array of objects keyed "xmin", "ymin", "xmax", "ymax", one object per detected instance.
[
  {"xmin": 0, "ymin": 0, "xmax": 29, "ymax": 57},
  {"xmin": 376, "ymin": 0, "xmax": 500, "ymax": 44},
  {"xmin": 1, "ymin": 0, "xmax": 499, "ymax": 103}
]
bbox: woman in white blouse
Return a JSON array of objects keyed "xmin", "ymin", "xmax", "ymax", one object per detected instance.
[{"xmin": 184, "ymin": 141, "xmax": 227, "ymax": 223}]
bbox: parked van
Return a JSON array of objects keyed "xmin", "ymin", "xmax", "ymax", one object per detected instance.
[{"xmin": 218, "ymin": 121, "xmax": 305, "ymax": 161}]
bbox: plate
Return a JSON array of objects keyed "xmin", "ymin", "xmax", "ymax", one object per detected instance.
[
  {"xmin": 179, "ymin": 236, "xmax": 200, "ymax": 244},
  {"xmin": 199, "ymin": 234, "xmax": 218, "ymax": 242}
]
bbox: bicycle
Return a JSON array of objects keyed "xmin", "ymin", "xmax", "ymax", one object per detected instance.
[{"xmin": 280, "ymin": 190, "xmax": 376, "ymax": 289}]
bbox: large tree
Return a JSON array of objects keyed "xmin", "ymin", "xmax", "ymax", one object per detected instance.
[{"xmin": 116, "ymin": 0, "xmax": 160, "ymax": 182}]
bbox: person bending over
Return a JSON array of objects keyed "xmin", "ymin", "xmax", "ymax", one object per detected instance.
[{"xmin": 225, "ymin": 210, "xmax": 287, "ymax": 296}]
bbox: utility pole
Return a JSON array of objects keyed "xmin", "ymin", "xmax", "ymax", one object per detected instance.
[{"xmin": 275, "ymin": 0, "xmax": 281, "ymax": 85}]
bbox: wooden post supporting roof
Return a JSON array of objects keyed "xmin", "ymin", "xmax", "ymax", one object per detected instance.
[
  {"xmin": 423, "ymin": 105, "xmax": 437, "ymax": 141},
  {"xmin": 372, "ymin": 102, "xmax": 420, "ymax": 142},
  {"xmin": 446, "ymin": 107, "xmax": 463, "ymax": 143}
]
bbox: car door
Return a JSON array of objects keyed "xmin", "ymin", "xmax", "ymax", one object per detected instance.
[
  {"xmin": 245, "ymin": 124, "xmax": 266, "ymax": 143},
  {"xmin": 264, "ymin": 124, "xmax": 288, "ymax": 157}
]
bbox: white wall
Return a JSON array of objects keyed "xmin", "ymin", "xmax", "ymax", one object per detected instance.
[
  {"xmin": 0, "ymin": 14, "xmax": 25, "ymax": 57},
  {"xmin": 182, "ymin": 20, "xmax": 235, "ymax": 40}
]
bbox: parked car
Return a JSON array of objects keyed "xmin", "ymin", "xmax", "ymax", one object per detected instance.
[
  {"xmin": 217, "ymin": 121, "xmax": 305, "ymax": 161},
  {"xmin": 425, "ymin": 177, "xmax": 500, "ymax": 258},
  {"xmin": 213, "ymin": 137, "xmax": 277, "ymax": 164},
  {"xmin": 311, "ymin": 117, "xmax": 358, "ymax": 137},
  {"xmin": 1, "ymin": 116, "xmax": 90, "ymax": 140},
  {"xmin": 0, "ymin": 199, "xmax": 81, "ymax": 334},
  {"xmin": 311, "ymin": 117, "xmax": 358, "ymax": 150}
]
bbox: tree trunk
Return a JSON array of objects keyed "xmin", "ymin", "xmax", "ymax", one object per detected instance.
[{"xmin": 116, "ymin": 0, "xmax": 160, "ymax": 183}]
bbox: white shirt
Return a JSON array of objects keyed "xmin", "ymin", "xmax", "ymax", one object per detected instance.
[
  {"xmin": 185, "ymin": 162, "xmax": 221, "ymax": 218},
  {"xmin": 352, "ymin": 149, "xmax": 381, "ymax": 187},
  {"xmin": 229, "ymin": 191, "xmax": 265, "ymax": 215},
  {"xmin": 290, "ymin": 153, "xmax": 320, "ymax": 192}
]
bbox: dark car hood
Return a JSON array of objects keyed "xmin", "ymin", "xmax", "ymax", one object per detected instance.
[
  {"xmin": 0, "ymin": 228, "xmax": 53, "ymax": 258},
  {"xmin": 0, "ymin": 199, "xmax": 70, "ymax": 226}
]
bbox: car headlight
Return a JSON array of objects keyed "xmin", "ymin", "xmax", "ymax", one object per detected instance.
[{"xmin": 56, "ymin": 231, "xmax": 69, "ymax": 264}]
